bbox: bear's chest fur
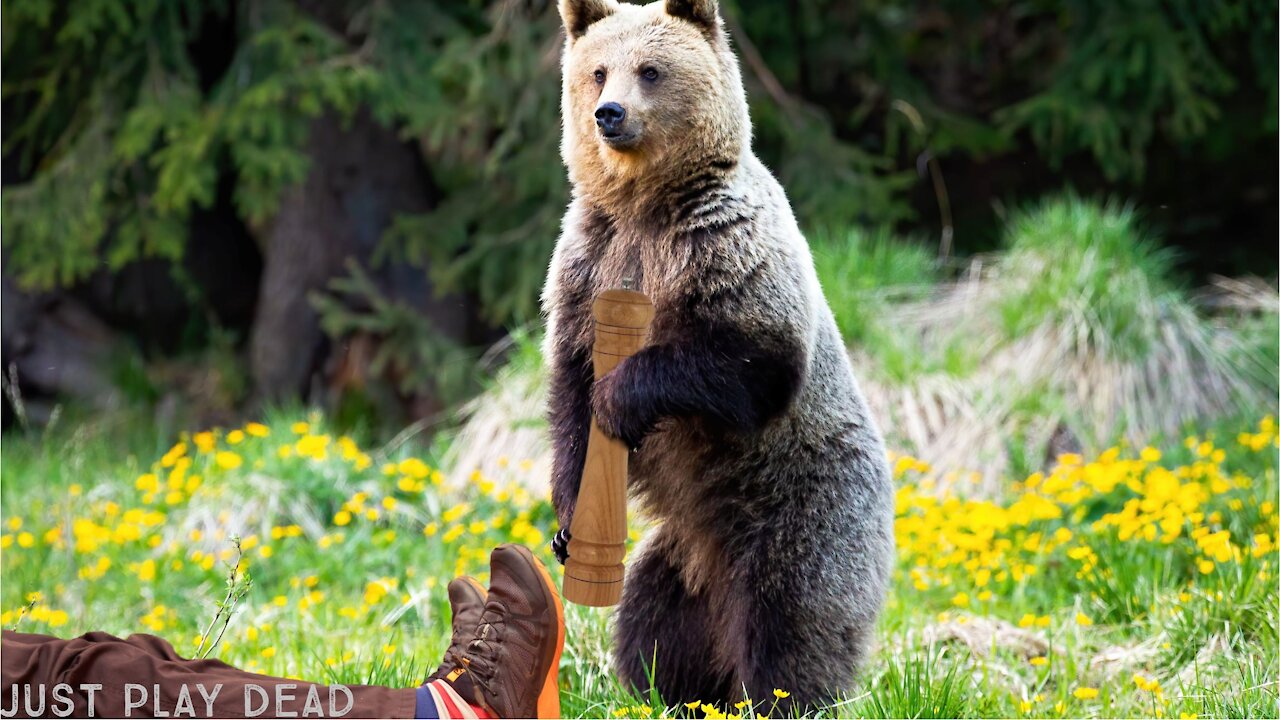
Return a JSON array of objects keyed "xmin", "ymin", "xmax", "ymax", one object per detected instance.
[
  {"xmin": 558, "ymin": 213, "xmax": 699, "ymax": 353},
  {"xmin": 591, "ymin": 222, "xmax": 690, "ymax": 304}
]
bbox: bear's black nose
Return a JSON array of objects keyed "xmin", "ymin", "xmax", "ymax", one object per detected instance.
[{"xmin": 595, "ymin": 102, "xmax": 627, "ymax": 134}]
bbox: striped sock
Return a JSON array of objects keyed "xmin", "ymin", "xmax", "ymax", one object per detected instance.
[{"xmin": 416, "ymin": 678, "xmax": 492, "ymax": 719}]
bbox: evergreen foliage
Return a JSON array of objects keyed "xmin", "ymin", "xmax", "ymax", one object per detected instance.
[{"xmin": 2, "ymin": 0, "xmax": 1274, "ymax": 404}]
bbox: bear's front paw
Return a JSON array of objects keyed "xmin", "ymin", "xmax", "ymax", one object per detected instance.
[{"xmin": 591, "ymin": 371, "xmax": 649, "ymax": 449}]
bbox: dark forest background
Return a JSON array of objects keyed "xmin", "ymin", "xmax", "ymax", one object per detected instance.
[{"xmin": 3, "ymin": 0, "xmax": 1276, "ymax": 434}]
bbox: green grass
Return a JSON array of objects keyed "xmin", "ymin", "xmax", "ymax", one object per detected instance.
[
  {"xmin": 810, "ymin": 225, "xmax": 940, "ymax": 346},
  {"xmin": 2, "ymin": 410, "xmax": 1277, "ymax": 719},
  {"xmin": 809, "ymin": 225, "xmax": 976, "ymax": 382}
]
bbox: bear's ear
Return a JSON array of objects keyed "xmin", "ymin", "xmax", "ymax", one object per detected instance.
[
  {"xmin": 560, "ymin": 0, "xmax": 616, "ymax": 40},
  {"xmin": 665, "ymin": 0, "xmax": 718, "ymax": 30}
]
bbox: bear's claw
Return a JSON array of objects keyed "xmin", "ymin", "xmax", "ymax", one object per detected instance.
[{"xmin": 552, "ymin": 527, "xmax": 571, "ymax": 565}]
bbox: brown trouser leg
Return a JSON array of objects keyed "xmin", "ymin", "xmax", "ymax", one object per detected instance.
[{"xmin": 1, "ymin": 630, "xmax": 415, "ymax": 718}]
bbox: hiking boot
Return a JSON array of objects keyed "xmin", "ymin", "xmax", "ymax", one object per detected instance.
[
  {"xmin": 458, "ymin": 544, "xmax": 565, "ymax": 719},
  {"xmin": 426, "ymin": 576, "xmax": 488, "ymax": 683}
]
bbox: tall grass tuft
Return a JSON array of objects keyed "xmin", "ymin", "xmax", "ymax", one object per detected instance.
[
  {"xmin": 997, "ymin": 195, "xmax": 1177, "ymax": 358},
  {"xmin": 853, "ymin": 195, "xmax": 1277, "ymax": 490},
  {"xmin": 857, "ymin": 649, "xmax": 981, "ymax": 719}
]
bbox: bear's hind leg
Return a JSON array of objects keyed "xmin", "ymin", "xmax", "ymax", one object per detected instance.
[
  {"xmin": 726, "ymin": 533, "xmax": 880, "ymax": 714},
  {"xmin": 615, "ymin": 530, "xmax": 731, "ymax": 706}
]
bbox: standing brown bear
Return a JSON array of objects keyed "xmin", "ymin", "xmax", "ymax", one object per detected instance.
[{"xmin": 542, "ymin": 0, "xmax": 894, "ymax": 710}]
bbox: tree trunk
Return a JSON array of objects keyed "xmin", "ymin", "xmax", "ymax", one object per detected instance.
[
  {"xmin": 1, "ymin": 273, "xmax": 123, "ymax": 425},
  {"xmin": 247, "ymin": 110, "xmax": 477, "ymax": 412}
]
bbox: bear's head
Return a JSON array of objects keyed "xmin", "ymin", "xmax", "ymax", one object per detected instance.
[{"xmin": 558, "ymin": 0, "xmax": 750, "ymax": 206}]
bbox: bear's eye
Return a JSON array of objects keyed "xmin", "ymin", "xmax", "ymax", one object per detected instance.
[
  {"xmin": 640, "ymin": 67, "xmax": 660, "ymax": 82},
  {"xmin": 593, "ymin": 69, "xmax": 606, "ymax": 85}
]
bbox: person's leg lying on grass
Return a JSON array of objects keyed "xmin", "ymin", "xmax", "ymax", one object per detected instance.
[
  {"xmin": 1, "ymin": 628, "xmax": 418, "ymax": 719},
  {"xmin": 1, "ymin": 544, "xmax": 564, "ymax": 719}
]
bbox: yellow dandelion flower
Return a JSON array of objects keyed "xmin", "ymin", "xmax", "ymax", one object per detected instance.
[
  {"xmin": 193, "ymin": 432, "xmax": 216, "ymax": 453},
  {"xmin": 1073, "ymin": 687, "xmax": 1099, "ymax": 700},
  {"xmin": 227, "ymin": 430, "xmax": 245, "ymax": 445},
  {"xmin": 215, "ymin": 451, "xmax": 243, "ymax": 470},
  {"xmin": 398, "ymin": 458, "xmax": 430, "ymax": 479},
  {"xmin": 161, "ymin": 442, "xmax": 188, "ymax": 467},
  {"xmin": 132, "ymin": 559, "xmax": 157, "ymax": 582},
  {"xmin": 364, "ymin": 581, "xmax": 389, "ymax": 605},
  {"xmin": 1075, "ymin": 612, "xmax": 1093, "ymax": 626},
  {"xmin": 772, "ymin": 689, "xmax": 790, "ymax": 699}
]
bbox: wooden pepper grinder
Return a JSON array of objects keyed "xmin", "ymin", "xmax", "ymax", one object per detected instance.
[{"xmin": 562, "ymin": 286, "xmax": 654, "ymax": 607}]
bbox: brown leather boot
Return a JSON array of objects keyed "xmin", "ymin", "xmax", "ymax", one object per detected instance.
[
  {"xmin": 426, "ymin": 576, "xmax": 487, "ymax": 683},
  {"xmin": 456, "ymin": 544, "xmax": 565, "ymax": 719}
]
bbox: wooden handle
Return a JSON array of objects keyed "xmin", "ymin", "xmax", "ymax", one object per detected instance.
[{"xmin": 562, "ymin": 289, "xmax": 654, "ymax": 607}]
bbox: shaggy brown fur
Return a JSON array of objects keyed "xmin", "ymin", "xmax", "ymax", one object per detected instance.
[{"xmin": 543, "ymin": 0, "xmax": 894, "ymax": 710}]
